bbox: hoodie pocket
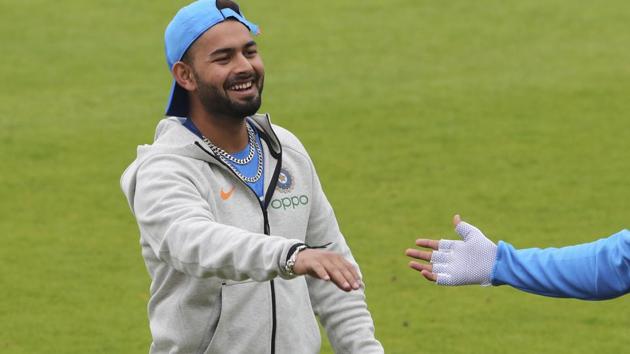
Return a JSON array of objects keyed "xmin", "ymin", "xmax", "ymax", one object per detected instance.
[{"xmin": 204, "ymin": 280, "xmax": 272, "ymax": 354}]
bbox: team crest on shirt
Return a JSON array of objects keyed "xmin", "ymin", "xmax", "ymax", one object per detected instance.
[{"xmin": 276, "ymin": 168, "xmax": 294, "ymax": 193}]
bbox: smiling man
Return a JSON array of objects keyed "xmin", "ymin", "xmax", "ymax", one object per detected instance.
[{"xmin": 120, "ymin": 1, "xmax": 383, "ymax": 354}]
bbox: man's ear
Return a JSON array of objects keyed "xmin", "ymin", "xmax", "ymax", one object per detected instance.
[{"xmin": 172, "ymin": 61, "xmax": 197, "ymax": 91}]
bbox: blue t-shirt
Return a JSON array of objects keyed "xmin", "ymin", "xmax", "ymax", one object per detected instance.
[{"xmin": 183, "ymin": 118, "xmax": 265, "ymax": 200}]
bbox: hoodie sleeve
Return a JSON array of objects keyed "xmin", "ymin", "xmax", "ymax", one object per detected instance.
[
  {"xmin": 130, "ymin": 153, "xmax": 298, "ymax": 281},
  {"xmin": 492, "ymin": 229, "xmax": 630, "ymax": 300},
  {"xmin": 303, "ymin": 161, "xmax": 384, "ymax": 354}
]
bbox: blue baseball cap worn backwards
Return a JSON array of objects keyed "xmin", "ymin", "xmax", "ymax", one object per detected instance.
[{"xmin": 164, "ymin": 0, "xmax": 260, "ymax": 117}]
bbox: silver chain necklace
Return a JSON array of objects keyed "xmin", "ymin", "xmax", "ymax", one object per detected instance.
[
  {"xmin": 202, "ymin": 124, "xmax": 256, "ymax": 165},
  {"xmin": 202, "ymin": 123, "xmax": 264, "ymax": 183}
]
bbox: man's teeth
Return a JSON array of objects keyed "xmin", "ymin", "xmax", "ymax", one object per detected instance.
[{"xmin": 230, "ymin": 81, "xmax": 253, "ymax": 91}]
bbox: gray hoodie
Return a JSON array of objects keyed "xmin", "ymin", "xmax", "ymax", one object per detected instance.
[{"xmin": 120, "ymin": 115, "xmax": 384, "ymax": 354}]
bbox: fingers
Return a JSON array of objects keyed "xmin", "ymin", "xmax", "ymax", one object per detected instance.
[
  {"xmin": 333, "ymin": 257, "xmax": 361, "ymax": 290},
  {"xmin": 405, "ymin": 215, "xmax": 467, "ymax": 285},
  {"xmin": 405, "ymin": 248, "xmax": 432, "ymax": 261},
  {"xmin": 345, "ymin": 258, "xmax": 362, "ymax": 286},
  {"xmin": 325, "ymin": 263, "xmax": 359, "ymax": 291},
  {"xmin": 453, "ymin": 214, "xmax": 478, "ymax": 242},
  {"xmin": 414, "ymin": 238, "xmax": 439, "ymax": 250},
  {"xmin": 408, "ymin": 261, "xmax": 437, "ymax": 282},
  {"xmin": 421, "ymin": 270, "xmax": 438, "ymax": 282},
  {"xmin": 406, "ymin": 241, "xmax": 448, "ymax": 283},
  {"xmin": 297, "ymin": 250, "xmax": 361, "ymax": 292},
  {"xmin": 455, "ymin": 221, "xmax": 481, "ymax": 242},
  {"xmin": 415, "ymin": 238, "xmax": 457, "ymax": 251},
  {"xmin": 310, "ymin": 263, "xmax": 330, "ymax": 282},
  {"xmin": 452, "ymin": 214, "xmax": 461, "ymax": 227},
  {"xmin": 408, "ymin": 260, "xmax": 432, "ymax": 273},
  {"xmin": 323, "ymin": 257, "xmax": 361, "ymax": 291},
  {"xmin": 453, "ymin": 214, "xmax": 480, "ymax": 242},
  {"xmin": 340, "ymin": 258, "xmax": 361, "ymax": 290}
]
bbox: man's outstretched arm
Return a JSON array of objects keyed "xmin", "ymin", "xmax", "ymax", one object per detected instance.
[
  {"xmin": 406, "ymin": 215, "xmax": 630, "ymax": 300},
  {"xmin": 130, "ymin": 153, "xmax": 362, "ymax": 291}
]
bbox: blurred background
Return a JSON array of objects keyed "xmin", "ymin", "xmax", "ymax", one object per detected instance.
[{"xmin": 1, "ymin": 0, "xmax": 628, "ymax": 353}]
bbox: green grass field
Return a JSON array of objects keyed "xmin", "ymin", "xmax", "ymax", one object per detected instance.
[{"xmin": 1, "ymin": 0, "xmax": 629, "ymax": 353}]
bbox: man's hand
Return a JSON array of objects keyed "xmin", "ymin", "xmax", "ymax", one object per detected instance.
[
  {"xmin": 405, "ymin": 215, "xmax": 498, "ymax": 286},
  {"xmin": 293, "ymin": 249, "xmax": 362, "ymax": 292}
]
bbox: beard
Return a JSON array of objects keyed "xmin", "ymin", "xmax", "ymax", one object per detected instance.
[{"xmin": 193, "ymin": 71, "xmax": 264, "ymax": 121}]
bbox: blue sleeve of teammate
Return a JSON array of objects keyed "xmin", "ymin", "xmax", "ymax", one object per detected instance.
[{"xmin": 491, "ymin": 229, "xmax": 630, "ymax": 300}]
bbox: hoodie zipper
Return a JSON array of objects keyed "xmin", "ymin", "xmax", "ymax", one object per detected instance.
[{"xmin": 195, "ymin": 140, "xmax": 282, "ymax": 354}]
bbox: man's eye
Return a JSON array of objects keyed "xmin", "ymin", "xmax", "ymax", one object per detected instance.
[
  {"xmin": 245, "ymin": 50, "xmax": 258, "ymax": 57},
  {"xmin": 214, "ymin": 57, "xmax": 229, "ymax": 63}
]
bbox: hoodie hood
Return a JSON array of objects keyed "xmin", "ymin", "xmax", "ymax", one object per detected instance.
[{"xmin": 120, "ymin": 114, "xmax": 281, "ymax": 212}]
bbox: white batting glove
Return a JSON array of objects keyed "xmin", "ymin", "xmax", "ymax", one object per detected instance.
[{"xmin": 431, "ymin": 221, "xmax": 498, "ymax": 286}]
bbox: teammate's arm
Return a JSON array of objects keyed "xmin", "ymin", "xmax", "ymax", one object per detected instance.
[{"xmin": 406, "ymin": 215, "xmax": 630, "ymax": 300}]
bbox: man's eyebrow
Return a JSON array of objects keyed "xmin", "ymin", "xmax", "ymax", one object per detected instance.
[
  {"xmin": 209, "ymin": 47, "xmax": 234, "ymax": 57},
  {"xmin": 209, "ymin": 41, "xmax": 258, "ymax": 57}
]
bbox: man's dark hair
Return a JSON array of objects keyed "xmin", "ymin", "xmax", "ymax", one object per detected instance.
[
  {"xmin": 182, "ymin": 0, "xmax": 241, "ymax": 64},
  {"xmin": 217, "ymin": 0, "xmax": 240, "ymax": 14}
]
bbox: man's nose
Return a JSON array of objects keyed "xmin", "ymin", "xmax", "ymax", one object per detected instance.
[{"xmin": 233, "ymin": 53, "xmax": 254, "ymax": 74}]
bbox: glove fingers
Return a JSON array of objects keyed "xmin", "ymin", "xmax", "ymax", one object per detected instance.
[
  {"xmin": 432, "ymin": 263, "xmax": 448, "ymax": 274},
  {"xmin": 436, "ymin": 273, "xmax": 452, "ymax": 286},
  {"xmin": 430, "ymin": 250, "xmax": 449, "ymax": 263},
  {"xmin": 455, "ymin": 221, "xmax": 482, "ymax": 242},
  {"xmin": 438, "ymin": 239, "xmax": 455, "ymax": 250}
]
